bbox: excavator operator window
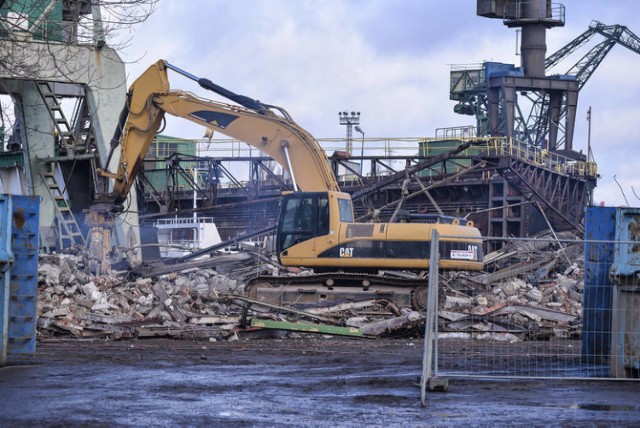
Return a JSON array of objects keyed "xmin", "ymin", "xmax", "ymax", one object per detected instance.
[
  {"xmin": 277, "ymin": 193, "xmax": 330, "ymax": 252},
  {"xmin": 338, "ymin": 198, "xmax": 353, "ymax": 223},
  {"xmin": 317, "ymin": 197, "xmax": 329, "ymax": 235}
]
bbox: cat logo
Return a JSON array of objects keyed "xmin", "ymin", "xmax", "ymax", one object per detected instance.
[{"xmin": 339, "ymin": 247, "xmax": 354, "ymax": 258}]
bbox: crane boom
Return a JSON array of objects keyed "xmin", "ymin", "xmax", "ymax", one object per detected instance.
[{"xmin": 530, "ymin": 21, "xmax": 640, "ymax": 148}]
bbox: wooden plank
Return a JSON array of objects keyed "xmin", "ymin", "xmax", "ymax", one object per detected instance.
[
  {"xmin": 135, "ymin": 325, "xmax": 221, "ymax": 339},
  {"xmin": 151, "ymin": 283, "xmax": 187, "ymax": 323},
  {"xmin": 304, "ymin": 300, "xmax": 384, "ymax": 315},
  {"xmin": 77, "ymin": 313, "xmax": 135, "ymax": 325},
  {"xmin": 227, "ymin": 295, "xmax": 339, "ymax": 324},
  {"xmin": 189, "ymin": 316, "xmax": 241, "ymax": 325},
  {"xmin": 359, "ymin": 311, "xmax": 423, "ymax": 336}
]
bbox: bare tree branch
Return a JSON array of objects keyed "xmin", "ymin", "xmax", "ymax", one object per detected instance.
[{"xmin": 0, "ymin": 0, "xmax": 157, "ymax": 148}]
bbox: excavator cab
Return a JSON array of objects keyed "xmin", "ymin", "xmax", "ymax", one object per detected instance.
[{"xmin": 276, "ymin": 191, "xmax": 352, "ymax": 255}]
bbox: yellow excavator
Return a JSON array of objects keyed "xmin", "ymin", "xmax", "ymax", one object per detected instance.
[{"xmin": 88, "ymin": 60, "xmax": 483, "ymax": 309}]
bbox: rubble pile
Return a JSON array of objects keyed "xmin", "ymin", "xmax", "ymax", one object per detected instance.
[
  {"xmin": 37, "ymin": 253, "xmax": 244, "ymax": 341},
  {"xmin": 34, "ymin": 235, "xmax": 587, "ymax": 342},
  {"xmin": 440, "ymin": 238, "xmax": 584, "ymax": 341}
]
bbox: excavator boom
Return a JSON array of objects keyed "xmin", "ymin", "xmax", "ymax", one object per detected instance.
[{"xmin": 102, "ymin": 60, "xmax": 339, "ymax": 206}]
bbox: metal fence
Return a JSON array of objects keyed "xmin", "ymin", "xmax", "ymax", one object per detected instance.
[{"xmin": 422, "ymin": 234, "xmax": 640, "ymax": 389}]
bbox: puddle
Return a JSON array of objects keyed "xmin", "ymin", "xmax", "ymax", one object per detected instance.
[{"xmin": 568, "ymin": 404, "xmax": 640, "ymax": 412}]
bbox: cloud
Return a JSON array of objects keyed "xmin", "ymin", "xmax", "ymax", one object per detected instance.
[{"xmin": 117, "ymin": 0, "xmax": 640, "ymax": 207}]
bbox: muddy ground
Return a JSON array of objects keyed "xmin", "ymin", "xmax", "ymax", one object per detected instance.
[{"xmin": 1, "ymin": 336, "xmax": 639, "ymax": 427}]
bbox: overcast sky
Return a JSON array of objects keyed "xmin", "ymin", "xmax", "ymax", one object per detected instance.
[{"xmin": 118, "ymin": 0, "xmax": 640, "ymax": 207}]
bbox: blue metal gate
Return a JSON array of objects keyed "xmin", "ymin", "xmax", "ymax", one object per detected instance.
[{"xmin": 0, "ymin": 195, "xmax": 41, "ymax": 365}]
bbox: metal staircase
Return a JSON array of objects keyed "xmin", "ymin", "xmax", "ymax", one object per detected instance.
[
  {"xmin": 40, "ymin": 170, "xmax": 85, "ymax": 249},
  {"xmin": 35, "ymin": 81, "xmax": 99, "ymax": 249},
  {"xmin": 36, "ymin": 81, "xmax": 95, "ymax": 155}
]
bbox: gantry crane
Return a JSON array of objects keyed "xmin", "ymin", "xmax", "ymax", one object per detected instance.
[
  {"xmin": 527, "ymin": 21, "xmax": 640, "ymax": 149},
  {"xmin": 451, "ymin": 17, "xmax": 640, "ymax": 152}
]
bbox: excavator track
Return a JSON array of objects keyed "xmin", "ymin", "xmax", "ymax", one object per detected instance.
[{"xmin": 245, "ymin": 272, "xmax": 430, "ymax": 311}]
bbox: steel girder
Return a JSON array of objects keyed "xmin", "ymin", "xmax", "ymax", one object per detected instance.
[{"xmin": 497, "ymin": 157, "xmax": 594, "ymax": 232}]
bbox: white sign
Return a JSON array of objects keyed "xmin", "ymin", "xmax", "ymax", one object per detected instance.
[{"xmin": 450, "ymin": 245, "xmax": 477, "ymax": 260}]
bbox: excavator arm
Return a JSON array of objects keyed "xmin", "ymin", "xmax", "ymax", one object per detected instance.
[
  {"xmin": 101, "ymin": 60, "xmax": 339, "ymax": 208},
  {"xmin": 87, "ymin": 59, "xmax": 340, "ymax": 273}
]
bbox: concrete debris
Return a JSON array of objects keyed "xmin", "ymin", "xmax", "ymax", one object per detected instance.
[
  {"xmin": 526, "ymin": 287, "xmax": 543, "ymax": 303},
  {"xmin": 36, "ymin": 235, "xmax": 586, "ymax": 342},
  {"xmin": 446, "ymin": 237, "xmax": 584, "ymax": 341},
  {"xmin": 37, "ymin": 252, "xmax": 242, "ymax": 341}
]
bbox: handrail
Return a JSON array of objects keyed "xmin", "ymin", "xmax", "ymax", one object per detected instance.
[
  {"xmin": 155, "ymin": 217, "xmax": 215, "ymax": 226},
  {"xmin": 153, "ymin": 135, "xmax": 598, "ymax": 180}
]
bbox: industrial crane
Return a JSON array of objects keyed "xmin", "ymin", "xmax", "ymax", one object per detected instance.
[
  {"xmin": 527, "ymin": 21, "xmax": 640, "ymax": 149},
  {"xmin": 451, "ymin": 21, "xmax": 640, "ymax": 150}
]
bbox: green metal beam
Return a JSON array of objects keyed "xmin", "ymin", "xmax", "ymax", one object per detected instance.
[
  {"xmin": 0, "ymin": 151, "xmax": 24, "ymax": 168},
  {"xmin": 250, "ymin": 318, "xmax": 367, "ymax": 338}
]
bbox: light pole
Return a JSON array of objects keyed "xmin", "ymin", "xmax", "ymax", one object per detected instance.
[
  {"xmin": 338, "ymin": 111, "xmax": 360, "ymax": 155},
  {"xmin": 355, "ymin": 125, "xmax": 364, "ymax": 176}
]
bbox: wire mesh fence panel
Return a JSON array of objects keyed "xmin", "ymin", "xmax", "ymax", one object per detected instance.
[{"xmin": 434, "ymin": 236, "xmax": 639, "ymax": 380}]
